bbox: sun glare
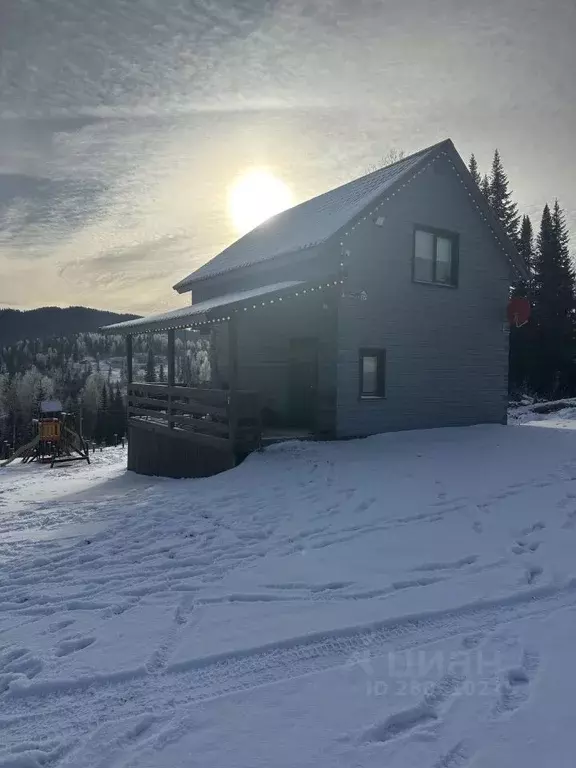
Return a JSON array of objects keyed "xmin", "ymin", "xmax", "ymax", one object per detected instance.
[{"xmin": 229, "ymin": 169, "xmax": 293, "ymax": 235}]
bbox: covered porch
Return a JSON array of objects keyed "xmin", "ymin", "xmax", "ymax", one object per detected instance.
[{"xmin": 103, "ymin": 279, "xmax": 341, "ymax": 478}]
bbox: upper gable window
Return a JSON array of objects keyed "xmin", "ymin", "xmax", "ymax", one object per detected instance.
[{"xmin": 413, "ymin": 227, "xmax": 459, "ymax": 287}]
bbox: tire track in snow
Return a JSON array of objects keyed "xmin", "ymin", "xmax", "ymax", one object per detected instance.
[{"xmin": 2, "ymin": 576, "xmax": 576, "ymax": 758}]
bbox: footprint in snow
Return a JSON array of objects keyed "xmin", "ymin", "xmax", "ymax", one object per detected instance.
[
  {"xmin": 494, "ymin": 649, "xmax": 540, "ymax": 716},
  {"xmin": 55, "ymin": 636, "xmax": 96, "ymax": 657},
  {"xmin": 524, "ymin": 565, "xmax": 543, "ymax": 585},
  {"xmin": 472, "ymin": 521, "xmax": 483, "ymax": 534},
  {"xmin": 354, "ymin": 498, "xmax": 376, "ymax": 513},
  {"xmin": 511, "ymin": 540, "xmax": 540, "ymax": 555},
  {"xmin": 461, "ymin": 632, "xmax": 484, "ymax": 649},
  {"xmin": 556, "ymin": 493, "xmax": 576, "ymax": 510},
  {"xmin": 413, "ymin": 555, "xmax": 478, "ymax": 573},
  {"xmin": 48, "ymin": 618, "xmax": 75, "ymax": 633},
  {"xmin": 431, "ymin": 740, "xmax": 475, "ymax": 768},
  {"xmin": 360, "ymin": 674, "xmax": 463, "ymax": 744},
  {"xmin": 521, "ymin": 521, "xmax": 545, "ymax": 536},
  {"xmin": 0, "ymin": 648, "xmax": 43, "ymax": 682}
]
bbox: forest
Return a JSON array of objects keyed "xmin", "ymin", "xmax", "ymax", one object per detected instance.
[
  {"xmin": 0, "ymin": 332, "xmax": 210, "ymax": 455},
  {"xmin": 468, "ymin": 150, "xmax": 574, "ymax": 398}
]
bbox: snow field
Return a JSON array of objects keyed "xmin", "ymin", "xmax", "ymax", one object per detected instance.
[{"xmin": 1, "ymin": 413, "xmax": 576, "ymax": 766}]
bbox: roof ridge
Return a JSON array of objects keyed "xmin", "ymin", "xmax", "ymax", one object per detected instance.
[{"xmin": 332, "ymin": 138, "xmax": 450, "ymax": 189}]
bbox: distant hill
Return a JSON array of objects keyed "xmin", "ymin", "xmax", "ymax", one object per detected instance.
[{"xmin": 0, "ymin": 306, "xmax": 139, "ymax": 345}]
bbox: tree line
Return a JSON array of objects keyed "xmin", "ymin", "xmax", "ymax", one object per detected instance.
[
  {"xmin": 0, "ymin": 332, "xmax": 210, "ymax": 453},
  {"xmin": 468, "ymin": 150, "xmax": 574, "ymax": 399}
]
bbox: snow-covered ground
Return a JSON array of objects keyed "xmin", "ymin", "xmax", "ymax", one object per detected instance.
[{"xmin": 2, "ymin": 411, "xmax": 576, "ymax": 766}]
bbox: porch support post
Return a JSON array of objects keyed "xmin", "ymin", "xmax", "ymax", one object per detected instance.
[
  {"xmin": 167, "ymin": 329, "xmax": 175, "ymax": 386},
  {"xmin": 228, "ymin": 316, "xmax": 238, "ymax": 393},
  {"xmin": 228, "ymin": 316, "xmax": 238, "ymax": 452},
  {"xmin": 167, "ymin": 329, "xmax": 175, "ymax": 430},
  {"xmin": 126, "ymin": 334, "xmax": 133, "ymax": 384}
]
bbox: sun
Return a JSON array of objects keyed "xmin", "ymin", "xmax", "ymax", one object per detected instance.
[{"xmin": 229, "ymin": 169, "xmax": 293, "ymax": 235}]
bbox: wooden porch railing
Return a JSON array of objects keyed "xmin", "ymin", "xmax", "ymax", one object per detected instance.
[{"xmin": 127, "ymin": 383, "xmax": 261, "ymax": 453}]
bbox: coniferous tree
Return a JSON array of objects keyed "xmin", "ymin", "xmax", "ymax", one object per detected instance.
[
  {"xmin": 552, "ymin": 199, "xmax": 571, "ymax": 269},
  {"xmin": 531, "ymin": 202, "xmax": 575, "ymax": 396},
  {"xmin": 112, "ymin": 383, "xmax": 126, "ymax": 440},
  {"xmin": 145, "ymin": 347, "xmax": 156, "ymax": 383},
  {"xmin": 512, "ymin": 215, "xmax": 534, "ymax": 298},
  {"xmin": 94, "ymin": 383, "xmax": 108, "ymax": 443},
  {"xmin": 489, "ymin": 150, "xmax": 519, "ymax": 244},
  {"xmin": 480, "ymin": 174, "xmax": 490, "ymax": 200},
  {"xmin": 518, "ymin": 215, "xmax": 534, "ymax": 272},
  {"xmin": 159, "ymin": 363, "xmax": 165, "ymax": 383},
  {"xmin": 509, "ymin": 215, "xmax": 535, "ymax": 394},
  {"xmin": 468, "ymin": 154, "xmax": 480, "ymax": 186}
]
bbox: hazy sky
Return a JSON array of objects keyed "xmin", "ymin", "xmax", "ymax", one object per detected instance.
[{"xmin": 1, "ymin": 0, "xmax": 575, "ymax": 315}]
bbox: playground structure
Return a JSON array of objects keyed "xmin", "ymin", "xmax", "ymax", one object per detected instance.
[{"xmin": 0, "ymin": 400, "xmax": 90, "ymax": 469}]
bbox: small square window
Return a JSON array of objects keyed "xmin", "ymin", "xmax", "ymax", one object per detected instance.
[
  {"xmin": 359, "ymin": 349, "xmax": 386, "ymax": 398},
  {"xmin": 413, "ymin": 227, "xmax": 459, "ymax": 287}
]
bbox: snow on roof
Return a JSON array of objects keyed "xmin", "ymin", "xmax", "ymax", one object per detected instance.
[
  {"xmin": 101, "ymin": 281, "xmax": 304, "ymax": 335},
  {"xmin": 41, "ymin": 400, "xmax": 62, "ymax": 413},
  {"xmin": 174, "ymin": 141, "xmax": 448, "ymax": 292}
]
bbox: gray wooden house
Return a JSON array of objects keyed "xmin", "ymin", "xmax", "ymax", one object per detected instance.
[{"xmin": 104, "ymin": 138, "xmax": 527, "ymax": 478}]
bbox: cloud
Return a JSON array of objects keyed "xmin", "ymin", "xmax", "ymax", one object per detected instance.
[
  {"xmin": 1, "ymin": 0, "xmax": 575, "ymax": 314},
  {"xmin": 0, "ymin": 173, "xmax": 105, "ymax": 251}
]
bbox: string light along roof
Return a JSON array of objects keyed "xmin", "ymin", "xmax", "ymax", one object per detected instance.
[
  {"xmin": 101, "ymin": 279, "xmax": 343, "ymax": 336},
  {"xmin": 174, "ymin": 138, "xmax": 527, "ymax": 292}
]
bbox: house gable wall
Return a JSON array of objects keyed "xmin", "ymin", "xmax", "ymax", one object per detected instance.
[{"xmin": 336, "ymin": 155, "xmax": 511, "ymax": 437}]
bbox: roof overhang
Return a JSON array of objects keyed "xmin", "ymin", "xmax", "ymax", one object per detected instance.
[{"xmin": 101, "ymin": 278, "xmax": 342, "ymax": 336}]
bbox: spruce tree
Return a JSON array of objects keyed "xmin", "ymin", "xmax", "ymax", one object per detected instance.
[
  {"xmin": 518, "ymin": 215, "xmax": 534, "ymax": 272},
  {"xmin": 95, "ymin": 384, "xmax": 108, "ymax": 444},
  {"xmin": 512, "ymin": 215, "xmax": 534, "ymax": 298},
  {"xmin": 111, "ymin": 383, "xmax": 126, "ymax": 441},
  {"xmin": 509, "ymin": 215, "xmax": 535, "ymax": 394},
  {"xmin": 480, "ymin": 174, "xmax": 490, "ymax": 200},
  {"xmin": 552, "ymin": 199, "xmax": 571, "ymax": 270},
  {"xmin": 145, "ymin": 347, "xmax": 156, "ymax": 383},
  {"xmin": 489, "ymin": 150, "xmax": 519, "ymax": 244},
  {"xmin": 468, "ymin": 154, "xmax": 480, "ymax": 186},
  {"xmin": 531, "ymin": 202, "xmax": 575, "ymax": 396}
]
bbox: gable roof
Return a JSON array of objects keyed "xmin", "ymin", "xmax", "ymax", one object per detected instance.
[
  {"xmin": 174, "ymin": 138, "xmax": 527, "ymax": 292},
  {"xmin": 174, "ymin": 140, "xmax": 446, "ymax": 292}
]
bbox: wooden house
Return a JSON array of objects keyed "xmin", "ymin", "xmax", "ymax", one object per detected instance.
[{"xmin": 103, "ymin": 139, "xmax": 527, "ymax": 478}]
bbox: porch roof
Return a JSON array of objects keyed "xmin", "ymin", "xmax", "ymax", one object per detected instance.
[{"xmin": 101, "ymin": 280, "xmax": 307, "ymax": 335}]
